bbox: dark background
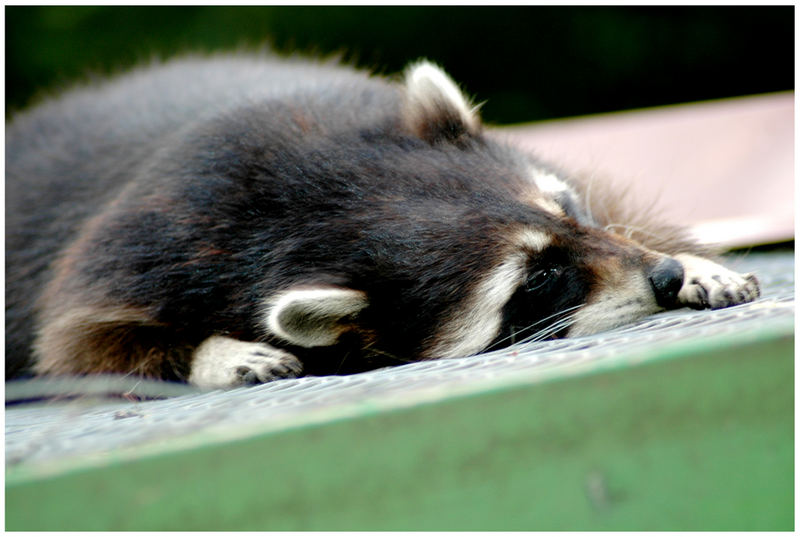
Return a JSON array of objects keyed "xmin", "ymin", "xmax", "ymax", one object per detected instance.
[{"xmin": 5, "ymin": 5, "xmax": 794, "ymax": 124}]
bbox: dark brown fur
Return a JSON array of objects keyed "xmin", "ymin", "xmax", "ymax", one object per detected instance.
[{"xmin": 6, "ymin": 54, "xmax": 750, "ymax": 385}]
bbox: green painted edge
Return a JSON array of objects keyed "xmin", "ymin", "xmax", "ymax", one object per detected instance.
[{"xmin": 5, "ymin": 328, "xmax": 794, "ymax": 531}]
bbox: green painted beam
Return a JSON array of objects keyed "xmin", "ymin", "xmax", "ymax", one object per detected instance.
[{"xmin": 6, "ymin": 333, "xmax": 793, "ymax": 531}]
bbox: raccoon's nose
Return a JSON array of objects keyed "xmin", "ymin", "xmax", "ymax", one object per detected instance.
[{"xmin": 648, "ymin": 257, "xmax": 684, "ymax": 308}]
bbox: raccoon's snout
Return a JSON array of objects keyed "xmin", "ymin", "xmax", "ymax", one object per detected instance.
[{"xmin": 648, "ymin": 257, "xmax": 685, "ymax": 308}]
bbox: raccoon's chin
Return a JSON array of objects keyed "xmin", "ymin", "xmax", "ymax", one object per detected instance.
[{"xmin": 565, "ymin": 301, "xmax": 661, "ymax": 338}]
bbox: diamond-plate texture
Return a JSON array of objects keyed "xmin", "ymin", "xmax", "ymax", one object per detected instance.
[{"xmin": 6, "ymin": 252, "xmax": 794, "ymax": 469}]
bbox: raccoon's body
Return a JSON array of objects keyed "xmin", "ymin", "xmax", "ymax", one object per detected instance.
[{"xmin": 6, "ymin": 53, "xmax": 760, "ymax": 387}]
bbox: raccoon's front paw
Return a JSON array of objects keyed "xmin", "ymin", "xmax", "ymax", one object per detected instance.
[
  {"xmin": 188, "ymin": 336, "xmax": 302, "ymax": 388},
  {"xmin": 674, "ymin": 254, "xmax": 760, "ymax": 310}
]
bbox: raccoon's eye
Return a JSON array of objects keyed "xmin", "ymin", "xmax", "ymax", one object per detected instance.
[{"xmin": 525, "ymin": 267, "xmax": 561, "ymax": 293}]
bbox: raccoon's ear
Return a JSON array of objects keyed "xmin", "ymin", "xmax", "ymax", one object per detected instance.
[
  {"xmin": 402, "ymin": 60, "xmax": 482, "ymax": 143},
  {"xmin": 266, "ymin": 286, "xmax": 368, "ymax": 347}
]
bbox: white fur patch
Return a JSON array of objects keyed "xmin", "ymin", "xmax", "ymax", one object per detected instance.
[
  {"xmin": 537, "ymin": 199, "xmax": 564, "ymax": 217},
  {"xmin": 265, "ymin": 287, "xmax": 367, "ymax": 347},
  {"xmin": 518, "ymin": 228, "xmax": 552, "ymax": 253},
  {"xmin": 189, "ymin": 336, "xmax": 302, "ymax": 388},
  {"xmin": 514, "ymin": 167, "xmax": 573, "ymax": 217},
  {"xmin": 566, "ymin": 272, "xmax": 658, "ymax": 337},
  {"xmin": 404, "ymin": 60, "xmax": 479, "ymax": 133},
  {"xmin": 429, "ymin": 228, "xmax": 552, "ymax": 358},
  {"xmin": 531, "ymin": 170, "xmax": 571, "ymax": 196}
]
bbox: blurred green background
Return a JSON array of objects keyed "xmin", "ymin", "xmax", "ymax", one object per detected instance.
[{"xmin": 5, "ymin": 5, "xmax": 793, "ymax": 124}]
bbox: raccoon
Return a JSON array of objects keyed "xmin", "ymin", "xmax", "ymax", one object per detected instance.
[{"xmin": 6, "ymin": 53, "xmax": 760, "ymax": 388}]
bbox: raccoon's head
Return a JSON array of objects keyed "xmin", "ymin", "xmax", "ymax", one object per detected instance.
[{"xmin": 259, "ymin": 61, "xmax": 685, "ymax": 367}]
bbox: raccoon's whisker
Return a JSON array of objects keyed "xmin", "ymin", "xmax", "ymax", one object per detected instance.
[
  {"xmin": 583, "ymin": 172, "xmax": 596, "ymax": 219},
  {"xmin": 502, "ymin": 304, "xmax": 584, "ymax": 347},
  {"xmin": 519, "ymin": 319, "xmax": 572, "ymax": 345},
  {"xmin": 603, "ymin": 223, "xmax": 670, "ymax": 242},
  {"xmin": 334, "ymin": 349, "xmax": 351, "ymax": 374},
  {"xmin": 361, "ymin": 343, "xmax": 416, "ymax": 364},
  {"xmin": 583, "ymin": 171, "xmax": 606, "ymax": 226},
  {"xmin": 517, "ymin": 306, "xmax": 584, "ymax": 345},
  {"xmin": 521, "ymin": 320, "xmax": 568, "ymax": 344},
  {"xmin": 522, "ymin": 315, "xmax": 577, "ymax": 344},
  {"xmin": 492, "ymin": 304, "xmax": 584, "ymax": 350}
]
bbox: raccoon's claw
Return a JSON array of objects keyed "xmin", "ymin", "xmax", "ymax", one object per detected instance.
[
  {"xmin": 234, "ymin": 359, "xmax": 301, "ymax": 385},
  {"xmin": 233, "ymin": 349, "xmax": 303, "ymax": 384},
  {"xmin": 189, "ymin": 336, "xmax": 303, "ymax": 388},
  {"xmin": 674, "ymin": 254, "xmax": 761, "ymax": 310}
]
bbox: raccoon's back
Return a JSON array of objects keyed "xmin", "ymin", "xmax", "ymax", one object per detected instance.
[
  {"xmin": 5, "ymin": 54, "xmax": 390, "ymax": 375},
  {"xmin": 7, "ymin": 53, "xmax": 377, "ymax": 207},
  {"xmin": 6, "ymin": 54, "xmax": 391, "ymax": 267}
]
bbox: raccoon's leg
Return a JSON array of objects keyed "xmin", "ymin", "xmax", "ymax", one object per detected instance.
[
  {"xmin": 673, "ymin": 253, "xmax": 760, "ymax": 310},
  {"xmin": 188, "ymin": 336, "xmax": 302, "ymax": 388},
  {"xmin": 188, "ymin": 285, "xmax": 369, "ymax": 388},
  {"xmin": 34, "ymin": 305, "xmax": 197, "ymax": 380},
  {"xmin": 36, "ymin": 309, "xmax": 304, "ymax": 387}
]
